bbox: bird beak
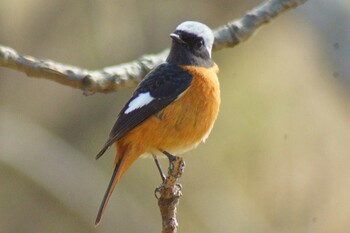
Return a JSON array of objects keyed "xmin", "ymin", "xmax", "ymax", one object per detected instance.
[{"xmin": 170, "ymin": 33, "xmax": 185, "ymax": 44}]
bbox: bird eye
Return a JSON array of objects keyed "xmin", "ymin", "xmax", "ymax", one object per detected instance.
[{"xmin": 196, "ymin": 38, "xmax": 204, "ymax": 48}]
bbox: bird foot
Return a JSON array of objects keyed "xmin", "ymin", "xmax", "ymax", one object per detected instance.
[
  {"xmin": 169, "ymin": 157, "xmax": 185, "ymax": 178},
  {"xmin": 162, "ymin": 151, "xmax": 185, "ymax": 178}
]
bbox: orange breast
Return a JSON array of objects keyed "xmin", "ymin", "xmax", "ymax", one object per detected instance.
[{"xmin": 118, "ymin": 64, "xmax": 220, "ymax": 156}]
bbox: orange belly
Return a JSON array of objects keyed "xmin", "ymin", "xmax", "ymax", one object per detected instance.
[{"xmin": 118, "ymin": 64, "xmax": 220, "ymax": 156}]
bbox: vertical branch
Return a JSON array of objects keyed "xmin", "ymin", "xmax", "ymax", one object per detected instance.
[{"xmin": 157, "ymin": 156, "xmax": 185, "ymax": 233}]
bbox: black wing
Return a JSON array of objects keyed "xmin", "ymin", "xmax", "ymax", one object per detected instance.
[{"xmin": 95, "ymin": 63, "xmax": 192, "ymax": 159}]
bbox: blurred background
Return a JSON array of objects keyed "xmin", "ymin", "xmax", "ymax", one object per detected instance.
[{"xmin": 1, "ymin": 0, "xmax": 350, "ymax": 232}]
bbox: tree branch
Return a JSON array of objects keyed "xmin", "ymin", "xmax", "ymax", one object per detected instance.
[
  {"xmin": 213, "ymin": 0, "xmax": 307, "ymax": 50},
  {"xmin": 0, "ymin": 0, "xmax": 307, "ymax": 95},
  {"xmin": 156, "ymin": 156, "xmax": 185, "ymax": 233}
]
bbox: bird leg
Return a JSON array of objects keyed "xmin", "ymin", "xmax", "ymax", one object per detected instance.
[{"xmin": 153, "ymin": 155, "xmax": 166, "ymax": 182}]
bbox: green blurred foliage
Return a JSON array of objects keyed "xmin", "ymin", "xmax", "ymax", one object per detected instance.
[{"xmin": 1, "ymin": 0, "xmax": 350, "ymax": 232}]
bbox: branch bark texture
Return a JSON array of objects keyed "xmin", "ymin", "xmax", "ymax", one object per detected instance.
[
  {"xmin": 0, "ymin": 0, "xmax": 307, "ymax": 95},
  {"xmin": 157, "ymin": 156, "xmax": 185, "ymax": 233}
]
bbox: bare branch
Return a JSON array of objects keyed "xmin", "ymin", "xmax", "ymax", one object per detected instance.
[
  {"xmin": 213, "ymin": 0, "xmax": 307, "ymax": 50},
  {"xmin": 0, "ymin": 0, "xmax": 307, "ymax": 95},
  {"xmin": 156, "ymin": 156, "xmax": 185, "ymax": 233},
  {"xmin": 0, "ymin": 45, "xmax": 168, "ymax": 95}
]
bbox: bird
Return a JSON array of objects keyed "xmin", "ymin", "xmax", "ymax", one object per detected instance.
[{"xmin": 94, "ymin": 21, "xmax": 220, "ymax": 226}]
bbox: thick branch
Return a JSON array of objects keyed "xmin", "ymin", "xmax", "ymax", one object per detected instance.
[
  {"xmin": 0, "ymin": 46, "xmax": 168, "ymax": 95},
  {"xmin": 0, "ymin": 0, "xmax": 307, "ymax": 95}
]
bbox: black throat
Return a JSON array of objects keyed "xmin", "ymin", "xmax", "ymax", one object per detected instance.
[{"xmin": 166, "ymin": 41, "xmax": 214, "ymax": 68}]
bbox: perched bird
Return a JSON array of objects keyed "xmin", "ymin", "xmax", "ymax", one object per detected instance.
[{"xmin": 95, "ymin": 21, "xmax": 220, "ymax": 225}]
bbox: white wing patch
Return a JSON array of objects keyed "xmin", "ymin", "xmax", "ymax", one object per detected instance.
[{"xmin": 125, "ymin": 92, "xmax": 154, "ymax": 114}]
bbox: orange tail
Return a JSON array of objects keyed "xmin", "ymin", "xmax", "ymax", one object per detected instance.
[{"xmin": 95, "ymin": 145, "xmax": 141, "ymax": 226}]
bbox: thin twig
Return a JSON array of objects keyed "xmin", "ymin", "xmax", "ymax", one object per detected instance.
[
  {"xmin": 0, "ymin": 0, "xmax": 307, "ymax": 95},
  {"xmin": 156, "ymin": 156, "xmax": 185, "ymax": 233}
]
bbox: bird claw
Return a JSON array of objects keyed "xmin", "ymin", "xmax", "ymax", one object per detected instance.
[
  {"xmin": 154, "ymin": 151, "xmax": 185, "ymax": 200},
  {"xmin": 168, "ymin": 157, "xmax": 185, "ymax": 178},
  {"xmin": 175, "ymin": 183, "xmax": 182, "ymax": 190},
  {"xmin": 154, "ymin": 185, "xmax": 162, "ymax": 199}
]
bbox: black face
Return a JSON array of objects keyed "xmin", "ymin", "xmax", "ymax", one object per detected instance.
[
  {"xmin": 167, "ymin": 30, "xmax": 213, "ymax": 68},
  {"xmin": 173, "ymin": 30, "xmax": 205, "ymax": 51}
]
